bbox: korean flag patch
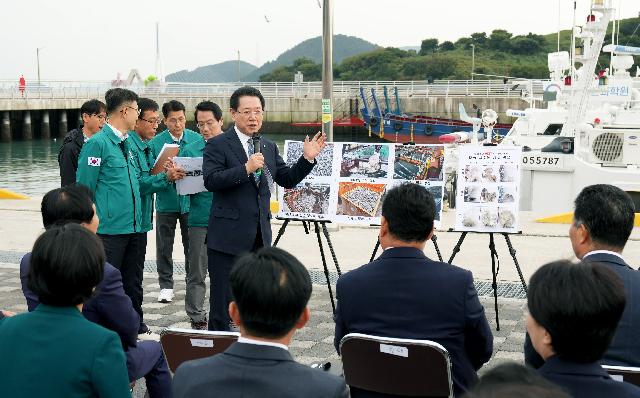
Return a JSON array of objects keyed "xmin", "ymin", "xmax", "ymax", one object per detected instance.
[{"xmin": 88, "ymin": 157, "xmax": 101, "ymax": 167}]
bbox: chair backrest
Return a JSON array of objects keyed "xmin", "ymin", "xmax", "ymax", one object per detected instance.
[
  {"xmin": 160, "ymin": 328, "xmax": 240, "ymax": 373},
  {"xmin": 339, "ymin": 333, "xmax": 453, "ymax": 397},
  {"xmin": 602, "ymin": 365, "xmax": 640, "ymax": 387}
]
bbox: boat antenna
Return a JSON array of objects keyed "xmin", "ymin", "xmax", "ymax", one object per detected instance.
[
  {"xmin": 570, "ymin": 0, "xmax": 577, "ymax": 82},
  {"xmin": 557, "ymin": 0, "xmax": 561, "ymax": 52}
]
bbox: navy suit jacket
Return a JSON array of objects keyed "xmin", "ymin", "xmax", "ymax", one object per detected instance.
[
  {"xmin": 525, "ymin": 252, "xmax": 640, "ymax": 368},
  {"xmin": 202, "ymin": 127, "xmax": 314, "ymax": 255},
  {"xmin": 539, "ymin": 356, "xmax": 640, "ymax": 397},
  {"xmin": 172, "ymin": 342, "xmax": 349, "ymax": 398},
  {"xmin": 334, "ymin": 247, "xmax": 493, "ymax": 397},
  {"xmin": 20, "ymin": 252, "xmax": 140, "ymax": 349}
]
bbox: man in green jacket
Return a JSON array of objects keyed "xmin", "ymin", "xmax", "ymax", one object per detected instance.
[
  {"xmin": 129, "ymin": 97, "xmax": 186, "ymax": 333},
  {"xmin": 77, "ymin": 88, "xmax": 147, "ymax": 332},
  {"xmin": 148, "ymin": 100, "xmax": 201, "ymax": 303},
  {"xmin": 179, "ymin": 101, "xmax": 223, "ymax": 329}
]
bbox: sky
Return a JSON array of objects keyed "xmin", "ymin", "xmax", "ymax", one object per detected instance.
[{"xmin": 1, "ymin": 0, "xmax": 638, "ymax": 81}]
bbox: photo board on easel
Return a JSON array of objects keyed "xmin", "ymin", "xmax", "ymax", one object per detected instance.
[
  {"xmin": 279, "ymin": 140, "xmax": 446, "ymax": 227},
  {"xmin": 454, "ymin": 145, "xmax": 522, "ymax": 233}
]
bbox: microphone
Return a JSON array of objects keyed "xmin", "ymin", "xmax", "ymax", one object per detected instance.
[{"xmin": 252, "ymin": 134, "xmax": 262, "ymax": 176}]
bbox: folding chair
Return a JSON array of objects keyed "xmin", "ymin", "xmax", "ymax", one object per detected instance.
[
  {"xmin": 339, "ymin": 333, "xmax": 453, "ymax": 397},
  {"xmin": 602, "ymin": 365, "xmax": 640, "ymax": 387},
  {"xmin": 160, "ymin": 328, "xmax": 240, "ymax": 373}
]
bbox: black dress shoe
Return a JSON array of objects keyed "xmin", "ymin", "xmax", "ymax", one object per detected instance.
[{"xmin": 138, "ymin": 322, "xmax": 150, "ymax": 335}]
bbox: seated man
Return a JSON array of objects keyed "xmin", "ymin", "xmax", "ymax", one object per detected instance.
[
  {"xmin": 464, "ymin": 362, "xmax": 570, "ymax": 398},
  {"xmin": 172, "ymin": 247, "xmax": 349, "ymax": 398},
  {"xmin": 334, "ymin": 183, "xmax": 493, "ymax": 397},
  {"xmin": 525, "ymin": 184, "xmax": 639, "ymax": 368},
  {"xmin": 527, "ymin": 260, "xmax": 640, "ymax": 397},
  {"xmin": 19, "ymin": 185, "xmax": 171, "ymax": 398}
]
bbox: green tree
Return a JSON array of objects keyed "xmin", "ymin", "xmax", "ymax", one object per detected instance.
[
  {"xmin": 439, "ymin": 41, "xmax": 455, "ymax": 51},
  {"xmin": 470, "ymin": 32, "xmax": 488, "ymax": 46},
  {"xmin": 488, "ymin": 29, "xmax": 513, "ymax": 51},
  {"xmin": 419, "ymin": 38, "xmax": 439, "ymax": 55}
]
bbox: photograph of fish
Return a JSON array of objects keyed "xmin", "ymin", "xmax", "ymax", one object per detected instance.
[
  {"xmin": 336, "ymin": 182, "xmax": 386, "ymax": 217},
  {"xmin": 282, "ymin": 183, "xmax": 331, "ymax": 215},
  {"xmin": 393, "ymin": 145, "xmax": 444, "ymax": 181},
  {"xmin": 481, "ymin": 166, "xmax": 499, "ymax": 183},
  {"xmin": 499, "ymin": 164, "xmax": 518, "ymax": 183},
  {"xmin": 498, "ymin": 207, "xmax": 517, "ymax": 229},
  {"xmin": 498, "ymin": 186, "xmax": 517, "ymax": 203},
  {"xmin": 340, "ymin": 144, "xmax": 389, "ymax": 178},
  {"xmin": 463, "ymin": 165, "xmax": 482, "ymax": 182},
  {"xmin": 285, "ymin": 141, "xmax": 334, "ymax": 177},
  {"xmin": 480, "ymin": 187, "xmax": 498, "ymax": 203},
  {"xmin": 464, "ymin": 186, "xmax": 482, "ymax": 203},
  {"xmin": 480, "ymin": 207, "xmax": 499, "ymax": 228}
]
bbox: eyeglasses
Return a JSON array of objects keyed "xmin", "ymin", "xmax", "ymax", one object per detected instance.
[
  {"xmin": 140, "ymin": 117, "xmax": 163, "ymax": 125},
  {"xmin": 166, "ymin": 117, "xmax": 186, "ymax": 125},
  {"xmin": 236, "ymin": 109, "xmax": 263, "ymax": 117},
  {"xmin": 122, "ymin": 106, "xmax": 141, "ymax": 116},
  {"xmin": 196, "ymin": 120, "xmax": 219, "ymax": 129},
  {"xmin": 92, "ymin": 114, "xmax": 107, "ymax": 121}
]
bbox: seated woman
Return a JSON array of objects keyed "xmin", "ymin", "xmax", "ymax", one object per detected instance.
[{"xmin": 0, "ymin": 224, "xmax": 131, "ymax": 398}]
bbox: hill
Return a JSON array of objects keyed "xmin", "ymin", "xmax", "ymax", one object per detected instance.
[
  {"xmin": 243, "ymin": 34, "xmax": 379, "ymax": 81},
  {"xmin": 166, "ymin": 60, "xmax": 257, "ymax": 83}
]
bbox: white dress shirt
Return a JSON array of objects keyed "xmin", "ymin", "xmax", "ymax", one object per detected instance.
[
  {"xmin": 237, "ymin": 336, "xmax": 289, "ymax": 351},
  {"xmin": 107, "ymin": 123, "xmax": 128, "ymax": 141},
  {"xmin": 583, "ymin": 250, "xmax": 625, "ymax": 261}
]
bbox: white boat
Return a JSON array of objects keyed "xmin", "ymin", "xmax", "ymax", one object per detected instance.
[{"xmin": 460, "ymin": 0, "xmax": 640, "ymax": 214}]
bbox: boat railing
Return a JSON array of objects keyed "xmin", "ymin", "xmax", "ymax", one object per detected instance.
[{"xmin": 0, "ymin": 79, "xmax": 547, "ymax": 101}]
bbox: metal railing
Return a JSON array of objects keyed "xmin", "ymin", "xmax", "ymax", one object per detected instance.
[{"xmin": 0, "ymin": 79, "xmax": 546, "ymax": 101}]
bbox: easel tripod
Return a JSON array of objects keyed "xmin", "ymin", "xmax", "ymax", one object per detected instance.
[
  {"xmin": 448, "ymin": 231, "xmax": 527, "ymax": 331},
  {"xmin": 273, "ymin": 218, "xmax": 342, "ymax": 313}
]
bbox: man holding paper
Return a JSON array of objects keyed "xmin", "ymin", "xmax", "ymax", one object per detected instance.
[
  {"xmin": 203, "ymin": 86, "xmax": 325, "ymax": 331},
  {"xmin": 148, "ymin": 100, "xmax": 201, "ymax": 304},
  {"xmin": 176, "ymin": 101, "xmax": 223, "ymax": 330}
]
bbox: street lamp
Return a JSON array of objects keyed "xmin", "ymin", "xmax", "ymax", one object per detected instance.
[
  {"xmin": 471, "ymin": 44, "xmax": 475, "ymax": 82},
  {"xmin": 36, "ymin": 47, "xmax": 45, "ymax": 87},
  {"xmin": 321, "ymin": 0, "xmax": 334, "ymax": 141}
]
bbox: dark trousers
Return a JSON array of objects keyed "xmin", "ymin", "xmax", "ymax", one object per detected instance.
[
  {"xmin": 99, "ymin": 233, "xmax": 146, "ymax": 324},
  {"xmin": 208, "ymin": 225, "xmax": 264, "ymax": 331},
  {"xmin": 126, "ymin": 341, "xmax": 172, "ymax": 398},
  {"xmin": 156, "ymin": 212, "xmax": 190, "ymax": 289}
]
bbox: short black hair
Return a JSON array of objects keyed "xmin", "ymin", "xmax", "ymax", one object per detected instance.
[
  {"xmin": 161, "ymin": 100, "xmax": 186, "ymax": 118},
  {"xmin": 230, "ymin": 247, "xmax": 312, "ymax": 339},
  {"xmin": 527, "ymin": 260, "xmax": 626, "ymax": 363},
  {"xmin": 465, "ymin": 362, "xmax": 571, "ymax": 398},
  {"xmin": 573, "ymin": 184, "xmax": 635, "ymax": 249},
  {"xmin": 381, "ymin": 183, "xmax": 435, "ymax": 242},
  {"xmin": 41, "ymin": 184, "xmax": 95, "ymax": 229},
  {"xmin": 80, "ymin": 99, "xmax": 106, "ymax": 116},
  {"xmin": 230, "ymin": 86, "xmax": 265, "ymax": 111},
  {"xmin": 104, "ymin": 88, "xmax": 139, "ymax": 114},
  {"xmin": 195, "ymin": 101, "xmax": 223, "ymax": 121},
  {"xmin": 28, "ymin": 224, "xmax": 104, "ymax": 307},
  {"xmin": 138, "ymin": 97, "xmax": 159, "ymax": 119}
]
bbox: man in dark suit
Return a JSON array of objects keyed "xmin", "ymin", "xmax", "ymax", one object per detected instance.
[
  {"xmin": 172, "ymin": 247, "xmax": 349, "ymax": 398},
  {"xmin": 334, "ymin": 183, "xmax": 493, "ymax": 397},
  {"xmin": 527, "ymin": 260, "xmax": 640, "ymax": 397},
  {"xmin": 18, "ymin": 185, "xmax": 171, "ymax": 398},
  {"xmin": 524, "ymin": 184, "xmax": 639, "ymax": 369},
  {"xmin": 203, "ymin": 85, "xmax": 325, "ymax": 331}
]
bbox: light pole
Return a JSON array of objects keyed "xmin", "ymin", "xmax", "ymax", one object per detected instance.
[
  {"xmin": 321, "ymin": 0, "xmax": 334, "ymax": 141},
  {"xmin": 36, "ymin": 47, "xmax": 45, "ymax": 87},
  {"xmin": 471, "ymin": 44, "xmax": 475, "ymax": 82}
]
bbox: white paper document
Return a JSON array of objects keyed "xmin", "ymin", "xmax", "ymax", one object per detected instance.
[{"xmin": 174, "ymin": 156, "xmax": 207, "ymax": 195}]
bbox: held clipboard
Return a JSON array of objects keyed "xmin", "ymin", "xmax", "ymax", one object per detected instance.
[{"xmin": 150, "ymin": 143, "xmax": 180, "ymax": 175}]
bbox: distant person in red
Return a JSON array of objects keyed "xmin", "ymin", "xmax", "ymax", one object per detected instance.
[{"xmin": 18, "ymin": 75, "xmax": 26, "ymax": 97}]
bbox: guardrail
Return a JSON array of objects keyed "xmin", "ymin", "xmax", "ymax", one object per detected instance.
[{"xmin": 0, "ymin": 80, "xmax": 546, "ymax": 101}]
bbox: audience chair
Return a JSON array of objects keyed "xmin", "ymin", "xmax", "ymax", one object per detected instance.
[
  {"xmin": 160, "ymin": 328, "xmax": 240, "ymax": 373},
  {"xmin": 602, "ymin": 365, "xmax": 640, "ymax": 387},
  {"xmin": 339, "ymin": 333, "xmax": 453, "ymax": 397}
]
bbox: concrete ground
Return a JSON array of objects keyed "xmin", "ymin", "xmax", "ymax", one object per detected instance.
[{"xmin": 1, "ymin": 198, "xmax": 639, "ymax": 396}]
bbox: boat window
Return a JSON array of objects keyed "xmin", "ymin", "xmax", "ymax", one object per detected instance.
[{"xmin": 540, "ymin": 123, "xmax": 563, "ymax": 135}]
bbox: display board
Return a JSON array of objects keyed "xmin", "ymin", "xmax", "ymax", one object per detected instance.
[
  {"xmin": 455, "ymin": 145, "xmax": 522, "ymax": 233},
  {"xmin": 279, "ymin": 141, "xmax": 446, "ymax": 227}
]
